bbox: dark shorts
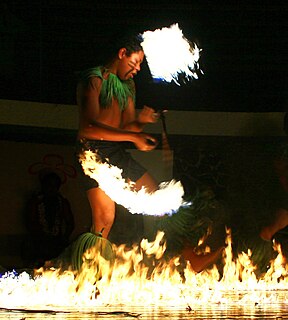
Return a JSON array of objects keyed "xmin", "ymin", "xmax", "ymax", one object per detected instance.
[{"xmin": 75, "ymin": 139, "xmax": 147, "ymax": 191}]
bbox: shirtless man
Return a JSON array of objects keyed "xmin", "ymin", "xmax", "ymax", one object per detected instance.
[
  {"xmin": 75, "ymin": 34, "xmax": 159, "ymax": 239},
  {"xmin": 75, "ymin": 33, "xmax": 223, "ymax": 272}
]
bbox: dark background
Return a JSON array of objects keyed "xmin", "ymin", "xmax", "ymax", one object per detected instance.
[
  {"xmin": 1, "ymin": 1, "xmax": 287, "ymax": 112},
  {"xmin": 1, "ymin": 1, "xmax": 288, "ymax": 271}
]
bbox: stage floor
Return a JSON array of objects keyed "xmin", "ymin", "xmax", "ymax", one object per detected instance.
[{"xmin": 1, "ymin": 302, "xmax": 288, "ymax": 319}]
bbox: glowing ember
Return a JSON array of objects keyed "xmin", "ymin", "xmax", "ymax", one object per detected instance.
[
  {"xmin": 141, "ymin": 23, "xmax": 202, "ymax": 84},
  {"xmin": 79, "ymin": 150, "xmax": 187, "ymax": 216},
  {"xmin": 0, "ymin": 230, "xmax": 288, "ymax": 311}
]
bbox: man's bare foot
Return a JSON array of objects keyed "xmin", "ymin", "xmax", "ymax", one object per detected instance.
[{"xmin": 181, "ymin": 246, "xmax": 224, "ymax": 273}]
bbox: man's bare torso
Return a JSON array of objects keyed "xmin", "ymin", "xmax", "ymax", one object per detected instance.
[{"xmin": 76, "ymin": 75, "xmax": 133, "ymax": 141}]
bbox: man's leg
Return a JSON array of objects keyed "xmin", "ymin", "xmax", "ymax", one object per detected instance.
[
  {"xmin": 181, "ymin": 245, "xmax": 224, "ymax": 273},
  {"xmin": 87, "ymin": 187, "xmax": 115, "ymax": 239},
  {"xmin": 135, "ymin": 172, "xmax": 224, "ymax": 272},
  {"xmin": 134, "ymin": 172, "xmax": 158, "ymax": 192}
]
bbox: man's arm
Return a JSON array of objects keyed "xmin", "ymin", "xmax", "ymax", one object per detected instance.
[{"xmin": 122, "ymin": 104, "xmax": 159, "ymax": 132}]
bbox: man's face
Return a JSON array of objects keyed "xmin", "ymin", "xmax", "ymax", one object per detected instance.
[{"xmin": 118, "ymin": 50, "xmax": 144, "ymax": 80}]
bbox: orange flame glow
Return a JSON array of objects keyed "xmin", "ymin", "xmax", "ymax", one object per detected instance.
[
  {"xmin": 0, "ymin": 229, "xmax": 288, "ymax": 311},
  {"xmin": 79, "ymin": 150, "xmax": 187, "ymax": 216}
]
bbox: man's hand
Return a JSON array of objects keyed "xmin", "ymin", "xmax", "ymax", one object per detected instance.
[
  {"xmin": 134, "ymin": 132, "xmax": 158, "ymax": 151},
  {"xmin": 137, "ymin": 106, "xmax": 159, "ymax": 124}
]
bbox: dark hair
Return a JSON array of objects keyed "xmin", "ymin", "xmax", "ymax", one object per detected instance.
[
  {"xmin": 101, "ymin": 31, "xmax": 143, "ymax": 64},
  {"xmin": 114, "ymin": 33, "xmax": 143, "ymax": 56}
]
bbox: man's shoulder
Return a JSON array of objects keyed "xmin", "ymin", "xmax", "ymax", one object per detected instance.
[{"xmin": 80, "ymin": 66, "xmax": 104, "ymax": 81}]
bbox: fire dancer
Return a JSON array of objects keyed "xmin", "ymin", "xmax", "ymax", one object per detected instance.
[
  {"xmin": 75, "ymin": 32, "xmax": 159, "ymax": 240},
  {"xmin": 73, "ymin": 30, "xmax": 223, "ymax": 273}
]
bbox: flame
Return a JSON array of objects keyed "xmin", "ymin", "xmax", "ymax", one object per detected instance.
[
  {"xmin": 79, "ymin": 150, "xmax": 187, "ymax": 216},
  {"xmin": 0, "ymin": 229, "xmax": 288, "ymax": 312},
  {"xmin": 141, "ymin": 24, "xmax": 202, "ymax": 85}
]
